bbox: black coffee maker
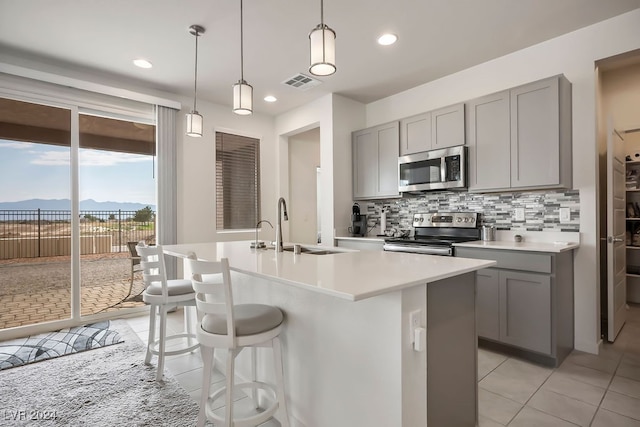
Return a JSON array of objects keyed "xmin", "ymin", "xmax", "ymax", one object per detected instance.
[{"xmin": 350, "ymin": 203, "xmax": 367, "ymax": 237}]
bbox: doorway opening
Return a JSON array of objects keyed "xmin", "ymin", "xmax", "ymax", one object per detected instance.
[
  {"xmin": 597, "ymin": 48, "xmax": 640, "ymax": 342},
  {"xmin": 287, "ymin": 127, "xmax": 320, "ymax": 245}
]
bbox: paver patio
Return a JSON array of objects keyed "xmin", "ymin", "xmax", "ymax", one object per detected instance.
[{"xmin": 0, "ymin": 253, "xmax": 146, "ymax": 329}]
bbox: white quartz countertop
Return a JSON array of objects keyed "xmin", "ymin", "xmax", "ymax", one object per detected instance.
[
  {"xmin": 163, "ymin": 241, "xmax": 495, "ymax": 301},
  {"xmin": 454, "ymin": 240, "xmax": 579, "ymax": 253}
]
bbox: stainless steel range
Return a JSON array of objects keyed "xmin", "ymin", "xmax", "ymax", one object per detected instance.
[{"xmin": 383, "ymin": 212, "xmax": 481, "ymax": 256}]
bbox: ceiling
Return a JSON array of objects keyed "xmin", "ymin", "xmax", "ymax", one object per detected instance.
[{"xmin": 1, "ymin": 0, "xmax": 639, "ymax": 116}]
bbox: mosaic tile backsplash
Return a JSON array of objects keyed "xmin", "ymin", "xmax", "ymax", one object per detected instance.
[{"xmin": 359, "ymin": 190, "xmax": 580, "ymax": 234}]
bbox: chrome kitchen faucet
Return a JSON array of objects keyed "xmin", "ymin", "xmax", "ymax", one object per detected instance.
[{"xmin": 275, "ymin": 197, "xmax": 288, "ymax": 252}]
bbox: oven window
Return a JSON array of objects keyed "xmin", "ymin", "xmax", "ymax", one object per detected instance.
[{"xmin": 400, "ymin": 158, "xmax": 442, "ymax": 186}]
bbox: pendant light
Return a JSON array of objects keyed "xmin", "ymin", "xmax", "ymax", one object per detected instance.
[
  {"xmin": 233, "ymin": 0, "xmax": 253, "ymax": 115},
  {"xmin": 186, "ymin": 25, "xmax": 205, "ymax": 137},
  {"xmin": 309, "ymin": 0, "xmax": 336, "ymax": 76}
]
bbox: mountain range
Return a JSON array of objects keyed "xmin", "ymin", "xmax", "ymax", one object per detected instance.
[{"xmin": 0, "ymin": 199, "xmax": 156, "ymax": 211}]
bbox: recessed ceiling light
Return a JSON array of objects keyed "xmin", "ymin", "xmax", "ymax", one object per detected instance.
[
  {"xmin": 133, "ymin": 59, "xmax": 153, "ymax": 69},
  {"xmin": 377, "ymin": 33, "xmax": 398, "ymax": 46},
  {"xmin": 264, "ymin": 95, "xmax": 277, "ymax": 103}
]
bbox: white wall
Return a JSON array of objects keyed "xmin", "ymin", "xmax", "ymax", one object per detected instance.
[
  {"xmin": 601, "ymin": 62, "xmax": 640, "ymax": 134},
  {"xmin": 288, "ymin": 128, "xmax": 320, "ymax": 244},
  {"xmin": 366, "ymin": 9, "xmax": 640, "ymax": 354},
  {"xmin": 176, "ymin": 98, "xmax": 276, "ymax": 244},
  {"xmin": 331, "ymin": 95, "xmax": 367, "ymax": 237},
  {"xmin": 275, "ymin": 94, "xmax": 366, "ymax": 246}
]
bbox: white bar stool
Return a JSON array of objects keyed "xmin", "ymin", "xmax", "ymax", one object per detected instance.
[
  {"xmin": 136, "ymin": 242, "xmax": 199, "ymax": 382},
  {"xmin": 189, "ymin": 257, "xmax": 290, "ymax": 427}
]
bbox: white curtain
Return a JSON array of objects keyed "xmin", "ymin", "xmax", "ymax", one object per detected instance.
[{"xmin": 156, "ymin": 106, "xmax": 178, "ymax": 279}]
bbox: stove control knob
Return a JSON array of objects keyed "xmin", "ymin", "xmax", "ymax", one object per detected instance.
[
  {"xmin": 464, "ymin": 217, "xmax": 469, "ymax": 223},
  {"xmin": 470, "ymin": 217, "xmax": 475, "ymax": 223},
  {"xmin": 456, "ymin": 217, "xmax": 462, "ymax": 222}
]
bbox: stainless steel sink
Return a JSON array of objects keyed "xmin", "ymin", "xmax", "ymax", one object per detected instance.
[
  {"xmin": 265, "ymin": 245, "xmax": 342, "ymax": 255},
  {"xmin": 284, "ymin": 247, "xmax": 337, "ymax": 255}
]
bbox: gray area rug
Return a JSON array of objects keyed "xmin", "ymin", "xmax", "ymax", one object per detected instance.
[
  {"xmin": 0, "ymin": 320, "xmax": 200, "ymax": 426},
  {"xmin": 0, "ymin": 321, "xmax": 123, "ymax": 370}
]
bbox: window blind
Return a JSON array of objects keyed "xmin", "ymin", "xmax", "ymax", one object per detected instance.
[{"xmin": 215, "ymin": 131, "xmax": 261, "ymax": 230}]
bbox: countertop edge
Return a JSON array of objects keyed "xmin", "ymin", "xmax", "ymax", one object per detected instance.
[{"xmin": 454, "ymin": 241, "xmax": 579, "ymax": 253}]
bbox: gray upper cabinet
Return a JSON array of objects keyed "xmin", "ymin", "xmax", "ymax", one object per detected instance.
[
  {"xmin": 431, "ymin": 103, "xmax": 465, "ymax": 149},
  {"xmin": 353, "ymin": 128, "xmax": 378, "ymax": 198},
  {"xmin": 467, "ymin": 75, "xmax": 572, "ymax": 192},
  {"xmin": 400, "ymin": 113, "xmax": 431, "ymax": 156},
  {"xmin": 467, "ymin": 91, "xmax": 511, "ymax": 190},
  {"xmin": 399, "ymin": 103, "xmax": 465, "ymax": 156},
  {"xmin": 353, "ymin": 121, "xmax": 400, "ymax": 200}
]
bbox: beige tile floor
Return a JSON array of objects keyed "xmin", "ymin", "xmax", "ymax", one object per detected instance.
[{"xmin": 126, "ymin": 305, "xmax": 640, "ymax": 427}]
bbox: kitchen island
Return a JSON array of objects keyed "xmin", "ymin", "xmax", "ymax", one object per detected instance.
[{"xmin": 164, "ymin": 241, "xmax": 495, "ymax": 427}]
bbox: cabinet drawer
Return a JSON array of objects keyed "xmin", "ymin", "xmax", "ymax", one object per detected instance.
[{"xmin": 456, "ymin": 248, "xmax": 552, "ymax": 273}]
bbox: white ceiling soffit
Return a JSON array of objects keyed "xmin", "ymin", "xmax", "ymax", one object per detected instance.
[{"xmin": 0, "ymin": 0, "xmax": 639, "ymax": 115}]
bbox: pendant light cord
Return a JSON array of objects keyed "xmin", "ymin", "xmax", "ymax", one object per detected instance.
[
  {"xmin": 320, "ymin": 0, "xmax": 324, "ymax": 26},
  {"xmin": 193, "ymin": 29, "xmax": 199, "ymax": 112},
  {"xmin": 240, "ymin": 0, "xmax": 244, "ymax": 82}
]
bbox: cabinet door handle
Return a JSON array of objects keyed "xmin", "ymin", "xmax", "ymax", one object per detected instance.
[{"xmin": 607, "ymin": 236, "xmax": 623, "ymax": 243}]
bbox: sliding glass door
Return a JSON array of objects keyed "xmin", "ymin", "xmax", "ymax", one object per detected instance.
[
  {"xmin": 0, "ymin": 98, "xmax": 72, "ymax": 330},
  {"xmin": 0, "ymin": 94, "xmax": 156, "ymax": 335},
  {"xmin": 78, "ymin": 113, "xmax": 156, "ymax": 316}
]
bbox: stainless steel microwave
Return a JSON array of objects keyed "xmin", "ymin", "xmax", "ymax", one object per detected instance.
[{"xmin": 398, "ymin": 145, "xmax": 467, "ymax": 192}]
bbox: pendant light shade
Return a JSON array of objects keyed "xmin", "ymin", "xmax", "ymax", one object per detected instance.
[
  {"xmin": 309, "ymin": 0, "xmax": 336, "ymax": 76},
  {"xmin": 186, "ymin": 24, "xmax": 205, "ymax": 137},
  {"xmin": 185, "ymin": 112, "xmax": 203, "ymax": 136},
  {"xmin": 233, "ymin": 80, "xmax": 253, "ymax": 115},
  {"xmin": 233, "ymin": 0, "xmax": 253, "ymax": 115}
]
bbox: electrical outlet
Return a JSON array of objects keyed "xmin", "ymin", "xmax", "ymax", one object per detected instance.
[
  {"xmin": 559, "ymin": 207, "xmax": 571, "ymax": 223},
  {"xmin": 409, "ymin": 310, "xmax": 421, "ymax": 343},
  {"xmin": 515, "ymin": 208, "xmax": 525, "ymax": 221}
]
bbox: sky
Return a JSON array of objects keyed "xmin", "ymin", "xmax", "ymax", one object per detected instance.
[{"xmin": 0, "ymin": 139, "xmax": 156, "ymax": 204}]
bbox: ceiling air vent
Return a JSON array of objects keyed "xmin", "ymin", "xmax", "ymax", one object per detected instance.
[{"xmin": 281, "ymin": 73, "xmax": 322, "ymax": 91}]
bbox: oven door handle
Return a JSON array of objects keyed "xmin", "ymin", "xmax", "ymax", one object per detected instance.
[{"xmin": 383, "ymin": 244, "xmax": 452, "ymax": 256}]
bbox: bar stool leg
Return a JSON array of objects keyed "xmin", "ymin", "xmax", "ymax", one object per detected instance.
[
  {"xmin": 198, "ymin": 346, "xmax": 214, "ymax": 427},
  {"xmin": 145, "ymin": 305, "xmax": 157, "ymax": 365},
  {"xmin": 225, "ymin": 348, "xmax": 236, "ymax": 427},
  {"xmin": 156, "ymin": 306, "xmax": 167, "ymax": 382},
  {"xmin": 185, "ymin": 306, "xmax": 194, "ymax": 349},
  {"xmin": 273, "ymin": 336, "xmax": 290, "ymax": 427},
  {"xmin": 250, "ymin": 347, "xmax": 259, "ymax": 409}
]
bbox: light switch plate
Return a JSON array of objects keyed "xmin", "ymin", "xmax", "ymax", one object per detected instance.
[
  {"xmin": 515, "ymin": 208, "xmax": 525, "ymax": 221},
  {"xmin": 409, "ymin": 310, "xmax": 421, "ymax": 343},
  {"xmin": 559, "ymin": 207, "xmax": 571, "ymax": 223}
]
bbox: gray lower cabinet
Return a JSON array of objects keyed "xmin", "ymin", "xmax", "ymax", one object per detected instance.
[
  {"xmin": 353, "ymin": 121, "xmax": 400, "ymax": 199},
  {"xmin": 456, "ymin": 247, "xmax": 574, "ymax": 366},
  {"xmin": 500, "ymin": 271, "xmax": 551, "ymax": 354},
  {"xmin": 466, "ymin": 74, "xmax": 572, "ymax": 192},
  {"xmin": 476, "ymin": 268, "xmax": 500, "ymax": 340}
]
